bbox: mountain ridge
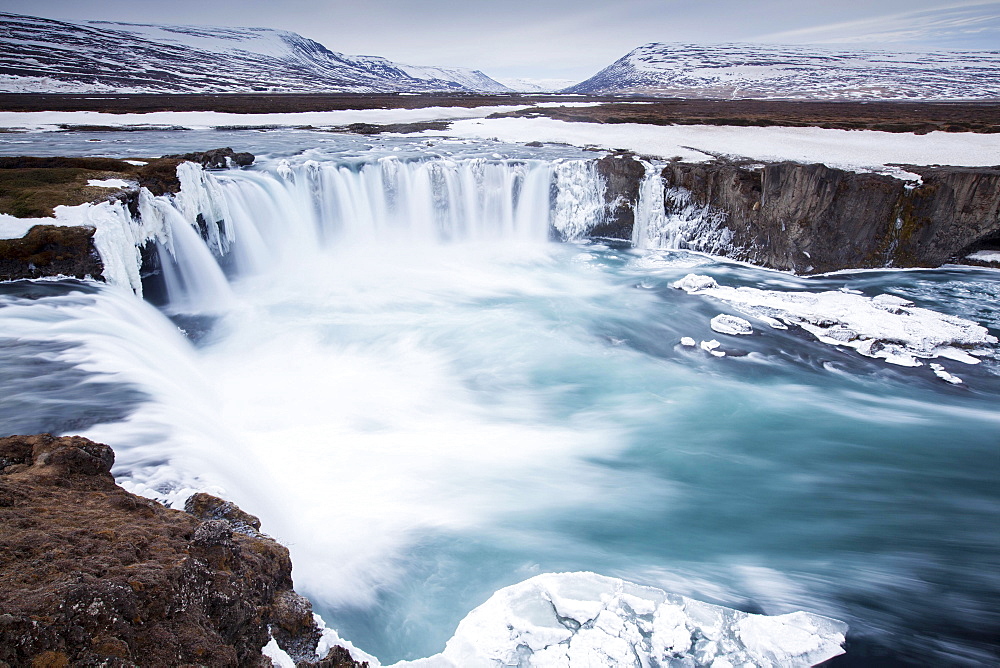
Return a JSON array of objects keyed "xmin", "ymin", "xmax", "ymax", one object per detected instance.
[
  {"xmin": 0, "ymin": 12, "xmax": 510, "ymax": 94},
  {"xmin": 564, "ymin": 42, "xmax": 1000, "ymax": 100}
]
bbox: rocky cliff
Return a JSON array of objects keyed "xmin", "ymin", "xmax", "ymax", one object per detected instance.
[
  {"xmin": 653, "ymin": 159, "xmax": 1000, "ymax": 273},
  {"xmin": 0, "ymin": 434, "xmax": 365, "ymax": 667}
]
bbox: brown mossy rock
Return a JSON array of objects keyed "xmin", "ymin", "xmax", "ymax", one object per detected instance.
[
  {"xmin": 301, "ymin": 645, "xmax": 370, "ymax": 667},
  {"xmin": 0, "ymin": 224, "xmax": 104, "ymax": 281},
  {"xmin": 185, "ymin": 491, "xmax": 262, "ymax": 535},
  {"xmin": 0, "ymin": 434, "xmax": 343, "ymax": 667},
  {"xmin": 133, "ymin": 158, "xmax": 183, "ymax": 196},
  {"xmin": 0, "ymin": 151, "xmax": 253, "ymax": 218}
]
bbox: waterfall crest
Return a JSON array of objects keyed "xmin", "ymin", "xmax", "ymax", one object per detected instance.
[{"xmin": 110, "ymin": 156, "xmax": 610, "ymax": 312}]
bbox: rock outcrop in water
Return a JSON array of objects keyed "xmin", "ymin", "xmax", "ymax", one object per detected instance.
[
  {"xmin": 652, "ymin": 158, "xmax": 1000, "ymax": 273},
  {"xmin": 0, "ymin": 434, "xmax": 366, "ymax": 667}
]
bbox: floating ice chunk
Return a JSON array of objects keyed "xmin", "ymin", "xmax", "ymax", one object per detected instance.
[
  {"xmin": 673, "ymin": 273, "xmax": 719, "ymax": 292},
  {"xmin": 388, "ymin": 572, "xmax": 847, "ymax": 668},
  {"xmin": 87, "ymin": 178, "xmax": 134, "ymax": 188},
  {"xmin": 930, "ymin": 363, "xmax": 963, "ymax": 384},
  {"xmin": 711, "ymin": 314, "xmax": 753, "ymax": 335},
  {"xmin": 680, "ymin": 336, "xmax": 697, "ymax": 346},
  {"xmin": 701, "ymin": 339, "xmax": 726, "ymax": 357},
  {"xmin": 673, "ymin": 274, "xmax": 997, "ymax": 366}
]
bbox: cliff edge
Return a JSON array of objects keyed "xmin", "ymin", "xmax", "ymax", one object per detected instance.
[
  {"xmin": 0, "ymin": 434, "xmax": 364, "ymax": 668},
  {"xmin": 656, "ymin": 159, "xmax": 1000, "ymax": 273}
]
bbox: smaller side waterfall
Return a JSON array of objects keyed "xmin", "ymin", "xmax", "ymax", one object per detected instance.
[
  {"xmin": 632, "ymin": 162, "xmax": 735, "ymax": 254},
  {"xmin": 550, "ymin": 160, "xmax": 605, "ymax": 241}
]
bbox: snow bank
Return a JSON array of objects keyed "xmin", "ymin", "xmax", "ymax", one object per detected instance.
[
  {"xmin": 386, "ymin": 572, "xmax": 846, "ymax": 668},
  {"xmin": 0, "ymin": 202, "xmax": 144, "ymax": 293},
  {"xmin": 87, "ymin": 178, "xmax": 134, "ymax": 188},
  {"xmin": 673, "ymin": 274, "xmax": 997, "ymax": 367},
  {"xmin": 966, "ymin": 250, "xmax": 1000, "ymax": 264},
  {"xmin": 434, "ymin": 117, "xmax": 1000, "ymax": 173},
  {"xmin": 0, "ymin": 104, "xmax": 566, "ymax": 132}
]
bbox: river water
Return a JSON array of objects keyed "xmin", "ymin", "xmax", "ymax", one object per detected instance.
[{"xmin": 1, "ymin": 130, "xmax": 998, "ymax": 666}]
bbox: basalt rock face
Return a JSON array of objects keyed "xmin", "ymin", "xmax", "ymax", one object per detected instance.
[
  {"xmin": 591, "ymin": 153, "xmax": 647, "ymax": 240},
  {"xmin": 0, "ymin": 434, "xmax": 364, "ymax": 667},
  {"xmin": 0, "ymin": 224, "xmax": 103, "ymax": 281},
  {"xmin": 659, "ymin": 160, "xmax": 1000, "ymax": 273}
]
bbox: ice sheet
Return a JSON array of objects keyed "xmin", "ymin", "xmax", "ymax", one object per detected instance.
[
  {"xmin": 673, "ymin": 274, "xmax": 997, "ymax": 367},
  {"xmin": 384, "ymin": 572, "xmax": 847, "ymax": 668}
]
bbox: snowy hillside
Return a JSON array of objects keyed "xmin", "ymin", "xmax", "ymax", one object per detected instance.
[
  {"xmin": 565, "ymin": 43, "xmax": 1000, "ymax": 100},
  {"xmin": 0, "ymin": 12, "xmax": 510, "ymax": 94},
  {"xmin": 494, "ymin": 77, "xmax": 580, "ymax": 93}
]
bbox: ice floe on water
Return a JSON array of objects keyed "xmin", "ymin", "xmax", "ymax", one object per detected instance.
[
  {"xmin": 673, "ymin": 274, "xmax": 997, "ymax": 368},
  {"xmin": 710, "ymin": 314, "xmax": 754, "ymax": 336},
  {"xmin": 700, "ymin": 339, "xmax": 726, "ymax": 357},
  {"xmin": 930, "ymin": 363, "xmax": 963, "ymax": 385},
  {"xmin": 377, "ymin": 572, "xmax": 846, "ymax": 668}
]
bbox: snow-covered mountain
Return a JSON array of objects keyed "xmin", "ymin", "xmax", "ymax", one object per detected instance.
[
  {"xmin": 564, "ymin": 43, "xmax": 1000, "ymax": 100},
  {"xmin": 0, "ymin": 12, "xmax": 511, "ymax": 94},
  {"xmin": 494, "ymin": 77, "xmax": 580, "ymax": 93}
]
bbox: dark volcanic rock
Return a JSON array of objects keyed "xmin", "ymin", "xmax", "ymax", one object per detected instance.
[
  {"xmin": 0, "ymin": 434, "xmax": 365, "ymax": 668},
  {"xmin": 163, "ymin": 147, "xmax": 255, "ymax": 170},
  {"xmin": 659, "ymin": 160, "xmax": 1000, "ymax": 273},
  {"xmin": 590, "ymin": 153, "xmax": 647, "ymax": 240},
  {"xmin": 0, "ymin": 224, "xmax": 104, "ymax": 281}
]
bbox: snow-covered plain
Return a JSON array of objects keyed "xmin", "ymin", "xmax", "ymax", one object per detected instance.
[
  {"xmin": 433, "ymin": 117, "xmax": 1000, "ymax": 174},
  {"xmin": 1, "ymin": 108, "xmax": 995, "ymax": 176},
  {"xmin": 0, "ymin": 105, "xmax": 534, "ymax": 132},
  {"xmin": 0, "ymin": 104, "xmax": 604, "ymax": 133}
]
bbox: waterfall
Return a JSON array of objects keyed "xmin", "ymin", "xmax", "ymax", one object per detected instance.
[
  {"xmin": 116, "ymin": 156, "xmax": 609, "ymax": 312},
  {"xmin": 44, "ymin": 154, "xmax": 626, "ymax": 316},
  {"xmin": 550, "ymin": 160, "xmax": 605, "ymax": 241},
  {"xmin": 632, "ymin": 161, "xmax": 735, "ymax": 254}
]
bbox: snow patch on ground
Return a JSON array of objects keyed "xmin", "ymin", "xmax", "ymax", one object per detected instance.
[
  {"xmin": 0, "ymin": 105, "xmax": 538, "ymax": 132},
  {"xmin": 673, "ymin": 274, "xmax": 997, "ymax": 367},
  {"xmin": 431, "ymin": 117, "xmax": 1000, "ymax": 172},
  {"xmin": 0, "ymin": 202, "xmax": 145, "ymax": 293},
  {"xmin": 87, "ymin": 178, "xmax": 134, "ymax": 188}
]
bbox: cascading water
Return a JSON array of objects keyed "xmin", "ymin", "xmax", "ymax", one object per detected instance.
[
  {"xmin": 631, "ymin": 160, "xmax": 735, "ymax": 253},
  {"xmin": 142, "ymin": 156, "xmax": 579, "ymax": 310},
  {"xmin": 2, "ymin": 139, "xmax": 999, "ymax": 666}
]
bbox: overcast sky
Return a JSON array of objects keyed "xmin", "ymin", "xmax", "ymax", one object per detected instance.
[{"xmin": 5, "ymin": 0, "xmax": 999, "ymax": 81}]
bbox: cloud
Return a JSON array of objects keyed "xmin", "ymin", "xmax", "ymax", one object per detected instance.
[{"xmin": 753, "ymin": 1, "xmax": 1000, "ymax": 50}]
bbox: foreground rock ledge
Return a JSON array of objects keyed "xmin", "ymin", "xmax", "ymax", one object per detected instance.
[{"xmin": 0, "ymin": 434, "xmax": 364, "ymax": 668}]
